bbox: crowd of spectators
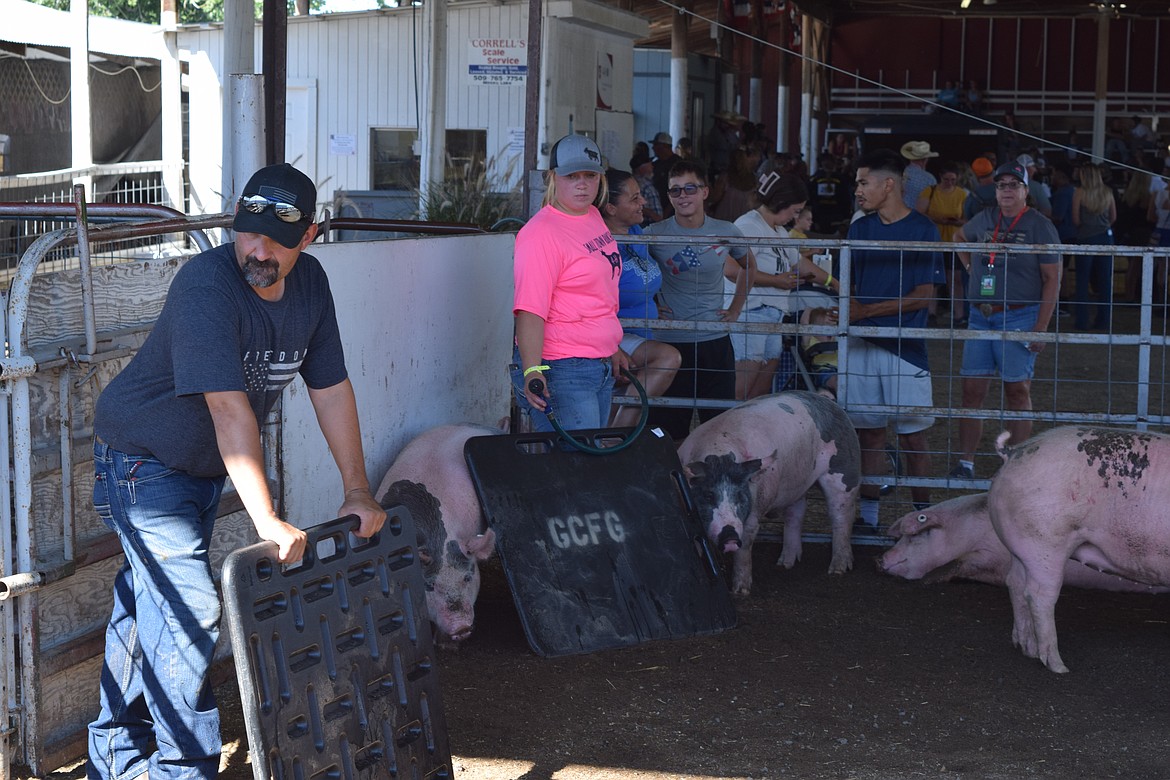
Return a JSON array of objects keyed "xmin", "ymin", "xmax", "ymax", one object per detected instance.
[{"xmin": 520, "ymin": 112, "xmax": 1168, "ymax": 525}]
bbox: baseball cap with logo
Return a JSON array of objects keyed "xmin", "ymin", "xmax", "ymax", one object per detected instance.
[
  {"xmin": 233, "ymin": 163, "xmax": 316, "ymax": 249},
  {"xmin": 971, "ymin": 157, "xmax": 994, "ymax": 177},
  {"xmin": 994, "ymin": 160, "xmax": 1029, "ymax": 186},
  {"xmin": 548, "ymin": 134, "xmax": 605, "ymax": 176}
]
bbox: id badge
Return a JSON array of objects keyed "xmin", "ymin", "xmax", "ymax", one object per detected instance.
[{"xmin": 980, "ymin": 274, "xmax": 996, "ymax": 297}]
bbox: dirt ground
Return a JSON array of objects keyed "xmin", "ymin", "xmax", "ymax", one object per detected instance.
[
  {"xmin": 198, "ymin": 543, "xmax": 1170, "ymax": 780},
  {"xmin": 40, "ymin": 301, "xmax": 1170, "ymax": 780}
]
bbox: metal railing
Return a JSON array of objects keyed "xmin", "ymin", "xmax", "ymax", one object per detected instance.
[
  {"xmin": 614, "ymin": 231, "xmax": 1170, "ymax": 502},
  {"xmin": 0, "ymin": 162, "xmax": 182, "ymax": 275}
]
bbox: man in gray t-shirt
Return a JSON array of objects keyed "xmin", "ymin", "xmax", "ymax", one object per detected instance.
[
  {"xmin": 644, "ymin": 159, "xmax": 754, "ymax": 439},
  {"xmin": 87, "ymin": 163, "xmax": 386, "ymax": 780}
]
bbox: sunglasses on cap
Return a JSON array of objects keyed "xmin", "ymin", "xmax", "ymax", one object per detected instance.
[
  {"xmin": 238, "ymin": 194, "xmax": 307, "ymax": 223},
  {"xmin": 667, "ymin": 183, "xmax": 705, "ymax": 198}
]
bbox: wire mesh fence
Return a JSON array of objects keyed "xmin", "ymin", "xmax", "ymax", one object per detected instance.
[
  {"xmin": 615, "ymin": 231, "xmax": 1170, "ymax": 527},
  {"xmin": 0, "ymin": 162, "xmax": 187, "ymax": 279}
]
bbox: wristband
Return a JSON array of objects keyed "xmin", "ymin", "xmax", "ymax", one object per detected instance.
[
  {"xmin": 824, "ymin": 272, "xmax": 834, "ymax": 287},
  {"xmin": 523, "ymin": 364, "xmax": 550, "ymax": 377}
]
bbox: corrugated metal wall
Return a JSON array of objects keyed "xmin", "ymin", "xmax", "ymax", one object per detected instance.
[{"xmin": 178, "ymin": 1, "xmax": 648, "ymax": 219}]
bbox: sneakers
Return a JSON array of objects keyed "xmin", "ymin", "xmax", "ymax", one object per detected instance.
[{"xmin": 948, "ymin": 462, "xmax": 974, "ymax": 480}]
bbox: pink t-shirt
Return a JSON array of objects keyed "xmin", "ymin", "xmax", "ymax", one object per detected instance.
[{"xmin": 513, "ymin": 204, "xmax": 623, "ymax": 360}]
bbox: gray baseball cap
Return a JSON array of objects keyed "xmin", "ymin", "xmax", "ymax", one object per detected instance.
[{"xmin": 548, "ymin": 134, "xmax": 605, "ymax": 175}]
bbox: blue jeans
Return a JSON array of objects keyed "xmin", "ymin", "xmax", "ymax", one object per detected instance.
[
  {"xmin": 1074, "ymin": 233, "xmax": 1114, "ymax": 329},
  {"xmin": 88, "ymin": 441, "xmax": 226, "ymax": 780},
  {"xmin": 510, "ymin": 347, "xmax": 615, "ymax": 433}
]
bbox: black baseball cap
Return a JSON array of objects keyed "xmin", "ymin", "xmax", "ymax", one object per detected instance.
[
  {"xmin": 233, "ymin": 163, "xmax": 317, "ymax": 249},
  {"xmin": 993, "ymin": 160, "xmax": 1029, "ymax": 186}
]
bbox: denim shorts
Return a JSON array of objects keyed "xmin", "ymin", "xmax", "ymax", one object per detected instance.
[
  {"xmin": 960, "ymin": 304, "xmax": 1039, "ymax": 383},
  {"xmin": 731, "ymin": 305, "xmax": 784, "ymax": 362},
  {"xmin": 509, "ymin": 346, "xmax": 615, "ymax": 433}
]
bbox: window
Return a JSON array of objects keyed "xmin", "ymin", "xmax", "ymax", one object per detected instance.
[
  {"xmin": 370, "ymin": 129, "xmax": 419, "ymax": 191},
  {"xmin": 444, "ymin": 129, "xmax": 488, "ymax": 181}
]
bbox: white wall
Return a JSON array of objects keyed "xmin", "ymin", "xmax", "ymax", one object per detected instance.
[
  {"xmin": 278, "ymin": 233, "xmax": 516, "ymax": 525},
  {"xmin": 177, "ymin": 0, "xmax": 647, "ymax": 218}
]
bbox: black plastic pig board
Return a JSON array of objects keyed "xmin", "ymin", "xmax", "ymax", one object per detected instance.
[
  {"xmin": 464, "ymin": 428, "xmax": 736, "ymax": 657},
  {"xmin": 222, "ymin": 512, "xmax": 451, "ymax": 780}
]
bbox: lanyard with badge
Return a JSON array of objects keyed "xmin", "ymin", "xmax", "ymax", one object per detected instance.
[{"xmin": 980, "ymin": 207, "xmax": 1027, "ymax": 298}]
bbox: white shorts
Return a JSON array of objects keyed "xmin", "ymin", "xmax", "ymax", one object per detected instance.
[
  {"xmin": 843, "ymin": 339, "xmax": 934, "ymax": 434},
  {"xmin": 620, "ymin": 332, "xmax": 648, "ymax": 356},
  {"xmin": 731, "ymin": 305, "xmax": 785, "ymax": 362}
]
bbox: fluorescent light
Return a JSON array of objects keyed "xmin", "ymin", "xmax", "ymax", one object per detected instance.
[{"xmin": 961, "ymin": 0, "xmax": 972, "ymax": 7}]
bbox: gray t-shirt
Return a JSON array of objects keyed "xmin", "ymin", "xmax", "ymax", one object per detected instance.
[
  {"xmin": 962, "ymin": 208, "xmax": 1060, "ymax": 305},
  {"xmin": 94, "ymin": 243, "xmax": 347, "ymax": 477},
  {"xmin": 645, "ymin": 216, "xmax": 749, "ymax": 342}
]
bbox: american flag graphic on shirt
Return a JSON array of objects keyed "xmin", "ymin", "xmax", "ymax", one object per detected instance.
[{"xmin": 242, "ymin": 349, "xmax": 307, "ymax": 393}]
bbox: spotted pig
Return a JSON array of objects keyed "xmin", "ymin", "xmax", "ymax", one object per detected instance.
[
  {"xmin": 676, "ymin": 391, "xmax": 861, "ymax": 595},
  {"xmin": 988, "ymin": 426, "xmax": 1170, "ymax": 673},
  {"xmin": 374, "ymin": 424, "xmax": 498, "ymax": 644}
]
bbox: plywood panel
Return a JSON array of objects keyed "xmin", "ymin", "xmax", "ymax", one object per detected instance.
[
  {"xmin": 39, "ymin": 654, "xmax": 103, "ymax": 753},
  {"xmin": 24, "ymin": 257, "xmax": 183, "ymax": 348}
]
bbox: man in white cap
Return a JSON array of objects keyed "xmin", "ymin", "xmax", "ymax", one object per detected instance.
[
  {"xmin": 1015, "ymin": 154, "xmax": 1052, "ymax": 218},
  {"xmin": 900, "ymin": 140, "xmax": 939, "ymax": 209}
]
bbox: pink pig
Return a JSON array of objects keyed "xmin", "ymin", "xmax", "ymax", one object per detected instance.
[
  {"xmin": 374, "ymin": 424, "xmax": 498, "ymax": 644},
  {"xmin": 880, "ymin": 492, "xmax": 1170, "ymax": 595},
  {"xmin": 677, "ymin": 391, "xmax": 860, "ymax": 595},
  {"xmin": 987, "ymin": 426, "xmax": 1170, "ymax": 673}
]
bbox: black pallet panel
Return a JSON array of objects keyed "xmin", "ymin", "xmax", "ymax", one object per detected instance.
[
  {"xmin": 465, "ymin": 428, "xmax": 736, "ymax": 657},
  {"xmin": 222, "ymin": 511, "xmax": 451, "ymax": 780}
]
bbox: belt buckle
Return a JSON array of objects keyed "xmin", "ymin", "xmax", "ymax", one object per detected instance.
[{"xmin": 978, "ymin": 303, "xmax": 994, "ymax": 318}]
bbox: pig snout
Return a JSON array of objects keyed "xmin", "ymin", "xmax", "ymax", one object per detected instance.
[
  {"xmin": 432, "ymin": 612, "xmax": 476, "ymax": 646},
  {"xmin": 716, "ymin": 525, "xmax": 742, "ymax": 553},
  {"xmin": 876, "ymin": 549, "xmax": 904, "ymax": 576},
  {"xmin": 446, "ymin": 622, "xmax": 474, "ymax": 643}
]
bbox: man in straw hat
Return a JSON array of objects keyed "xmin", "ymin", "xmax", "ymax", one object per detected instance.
[{"xmin": 900, "ymin": 140, "xmax": 939, "ymax": 209}]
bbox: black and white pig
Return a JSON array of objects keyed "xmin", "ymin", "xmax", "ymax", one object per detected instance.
[
  {"xmin": 988, "ymin": 427, "xmax": 1170, "ymax": 673},
  {"xmin": 676, "ymin": 391, "xmax": 861, "ymax": 595},
  {"xmin": 374, "ymin": 423, "xmax": 498, "ymax": 644},
  {"xmin": 880, "ymin": 492, "xmax": 1170, "ymax": 594}
]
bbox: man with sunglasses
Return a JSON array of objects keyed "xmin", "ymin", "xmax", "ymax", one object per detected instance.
[
  {"xmin": 949, "ymin": 160, "xmax": 1061, "ymax": 480},
  {"xmin": 87, "ymin": 163, "xmax": 386, "ymax": 780},
  {"xmin": 643, "ymin": 159, "xmax": 755, "ymax": 439}
]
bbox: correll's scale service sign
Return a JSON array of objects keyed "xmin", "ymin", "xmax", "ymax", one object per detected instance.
[{"xmin": 468, "ymin": 39, "xmax": 527, "ymax": 86}]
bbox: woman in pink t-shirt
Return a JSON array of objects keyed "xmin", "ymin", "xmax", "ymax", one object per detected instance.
[{"xmin": 511, "ymin": 134, "xmax": 630, "ymax": 432}]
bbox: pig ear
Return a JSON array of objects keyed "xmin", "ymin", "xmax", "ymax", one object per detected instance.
[
  {"xmin": 741, "ymin": 450, "xmax": 778, "ymax": 480},
  {"xmin": 464, "ymin": 529, "xmax": 497, "ymax": 561},
  {"xmin": 684, "ymin": 461, "xmax": 706, "ymax": 480},
  {"xmin": 892, "ymin": 511, "xmax": 940, "ymax": 538}
]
